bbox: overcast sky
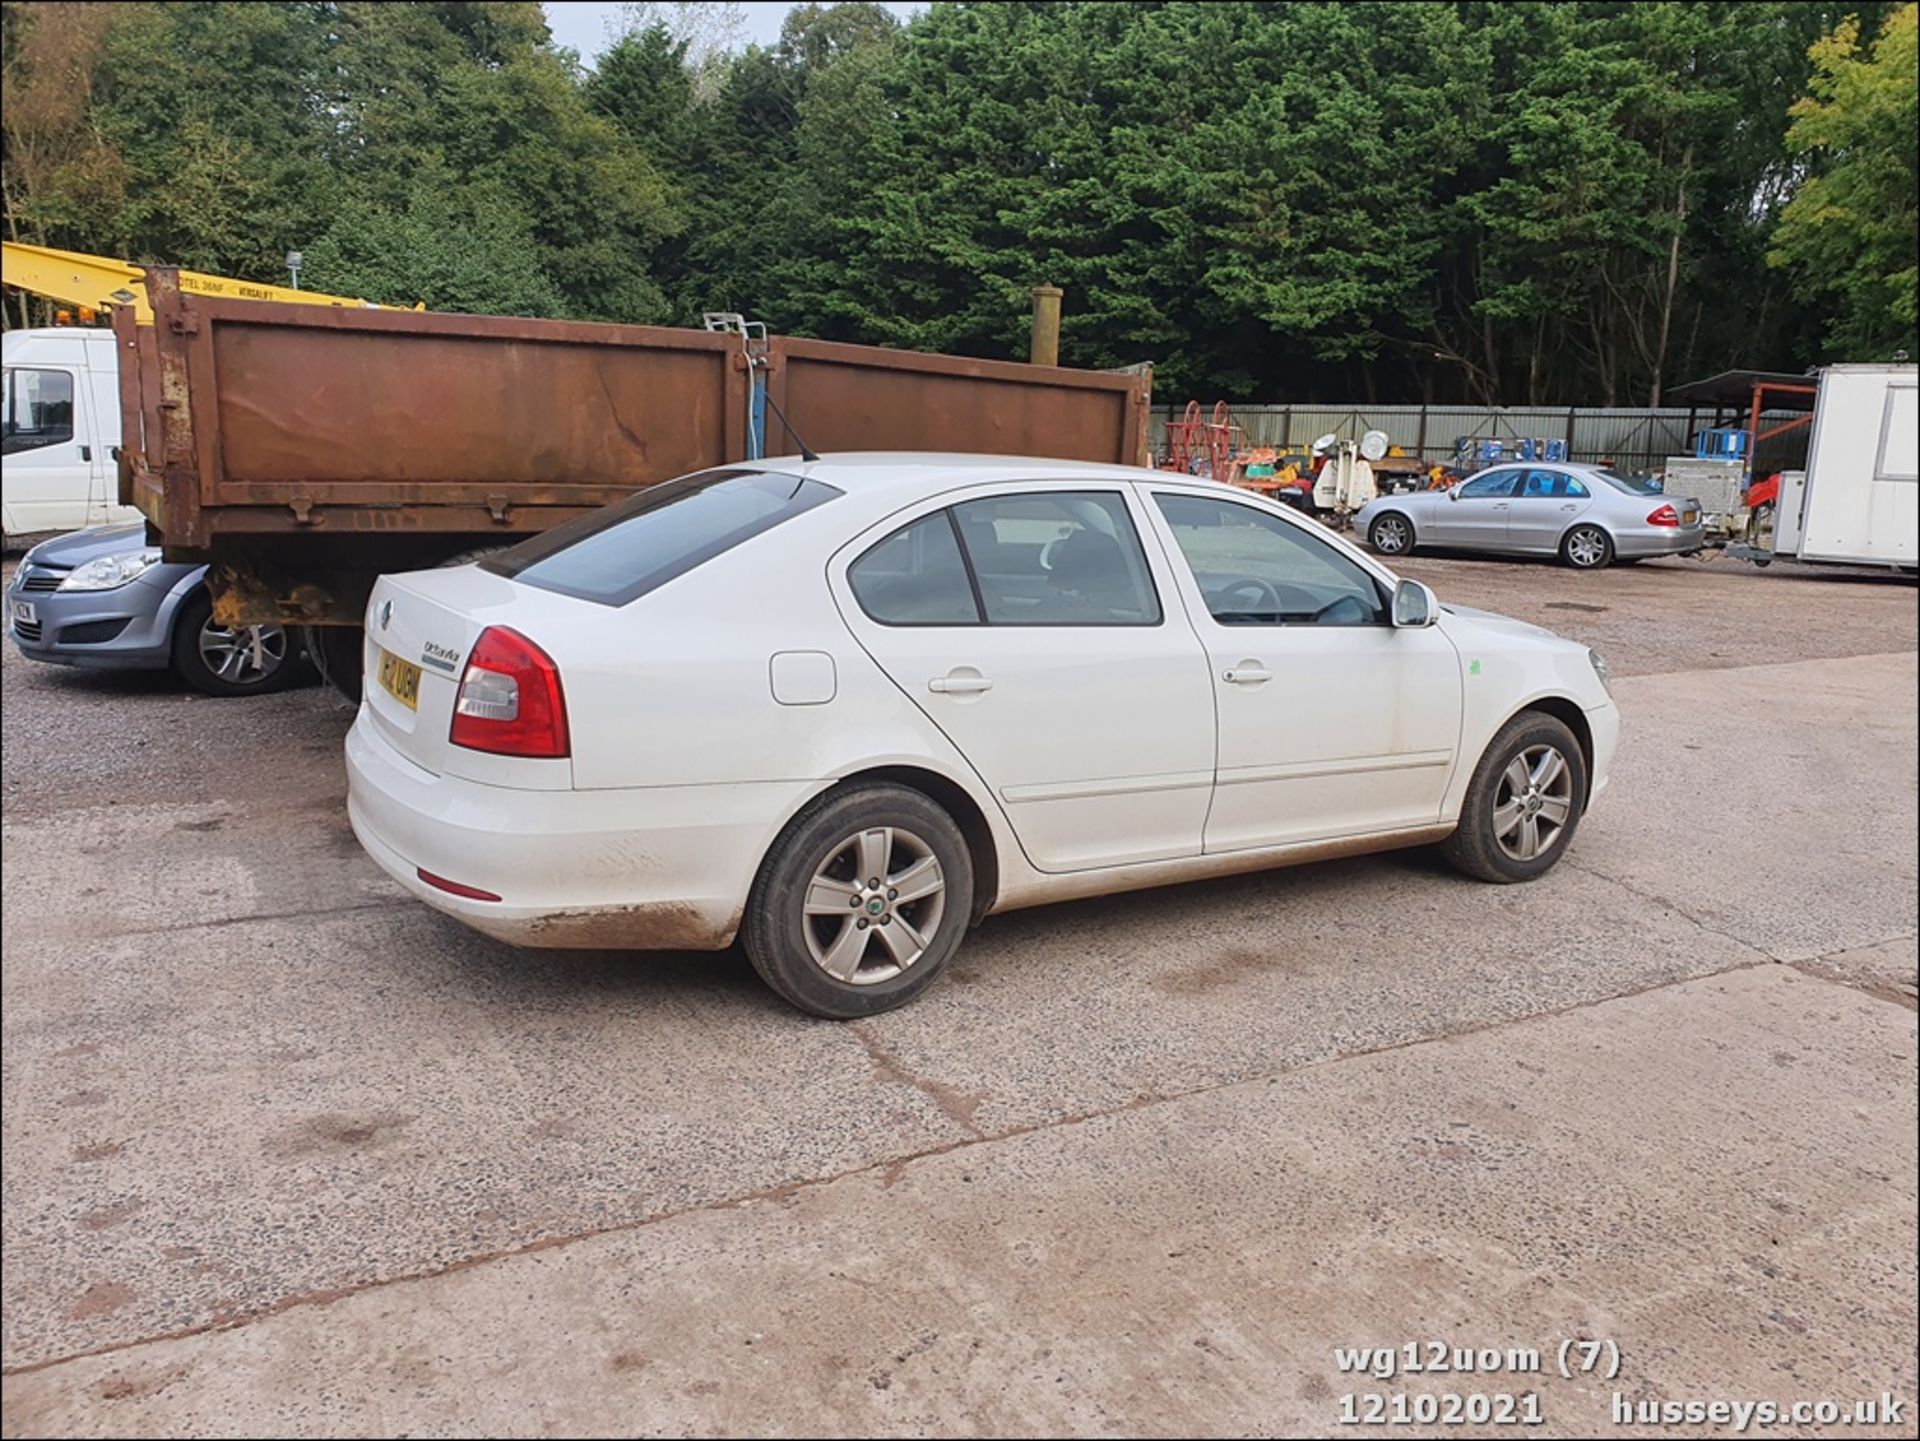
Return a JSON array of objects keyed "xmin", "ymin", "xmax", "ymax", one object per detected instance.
[{"xmin": 543, "ymin": 2, "xmax": 928, "ymax": 64}]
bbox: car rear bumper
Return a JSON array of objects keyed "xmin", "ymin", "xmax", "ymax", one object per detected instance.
[
  {"xmin": 1615, "ymin": 524, "xmax": 1706, "ymax": 558},
  {"xmin": 345, "ymin": 709, "xmax": 809, "ymax": 951}
]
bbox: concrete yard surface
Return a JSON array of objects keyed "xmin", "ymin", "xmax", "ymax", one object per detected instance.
[
  {"xmin": 4, "ymin": 965, "xmax": 1913, "ymax": 1438},
  {"xmin": 1, "ymin": 553, "xmax": 1915, "ymax": 1436}
]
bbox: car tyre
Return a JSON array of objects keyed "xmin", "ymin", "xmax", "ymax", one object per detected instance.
[
  {"xmin": 1440, "ymin": 710, "xmax": 1588, "ymax": 884},
  {"xmin": 1560, "ymin": 524, "xmax": 1614, "ymax": 570},
  {"xmin": 1368, "ymin": 512, "xmax": 1415, "ymax": 556},
  {"xmin": 743, "ymin": 783, "xmax": 974, "ymax": 1018},
  {"xmin": 170, "ymin": 590, "xmax": 302, "ymax": 697}
]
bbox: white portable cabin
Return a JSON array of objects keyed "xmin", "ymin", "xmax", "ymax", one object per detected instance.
[
  {"xmin": 1776, "ymin": 363, "xmax": 1918, "ymax": 571},
  {"xmin": 1, "ymin": 327, "xmax": 139, "ymax": 540}
]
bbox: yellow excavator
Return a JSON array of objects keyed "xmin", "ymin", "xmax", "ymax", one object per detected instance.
[{"xmin": 2, "ymin": 240, "xmax": 412, "ymax": 323}]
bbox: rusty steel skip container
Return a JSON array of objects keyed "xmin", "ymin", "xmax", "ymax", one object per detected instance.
[{"xmin": 116, "ymin": 268, "xmax": 1152, "ymax": 641}]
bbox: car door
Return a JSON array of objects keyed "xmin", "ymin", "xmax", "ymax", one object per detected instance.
[
  {"xmin": 1424, "ymin": 467, "xmax": 1522, "ymax": 548},
  {"xmin": 1506, "ymin": 468, "xmax": 1594, "ymax": 554},
  {"xmin": 832, "ymin": 483, "xmax": 1216, "ymax": 873},
  {"xmin": 1145, "ymin": 487, "xmax": 1463, "ymax": 852},
  {"xmin": 1, "ymin": 364, "xmax": 89, "ymax": 534}
]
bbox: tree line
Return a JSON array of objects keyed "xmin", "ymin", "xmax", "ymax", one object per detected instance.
[{"xmin": 4, "ymin": 1, "xmax": 1915, "ymax": 404}]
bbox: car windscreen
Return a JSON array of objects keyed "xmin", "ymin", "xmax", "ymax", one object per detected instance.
[{"xmin": 482, "ymin": 469, "xmax": 841, "ymax": 606}]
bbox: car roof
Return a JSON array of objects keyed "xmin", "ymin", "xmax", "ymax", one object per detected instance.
[
  {"xmin": 1479, "ymin": 460, "xmax": 1611, "ymax": 476},
  {"xmin": 737, "ymin": 451, "xmax": 1169, "ymax": 502}
]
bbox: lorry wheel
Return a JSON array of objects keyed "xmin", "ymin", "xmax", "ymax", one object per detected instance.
[
  {"xmin": 170, "ymin": 591, "xmax": 301, "ymax": 698},
  {"xmin": 437, "ymin": 545, "xmax": 512, "ymax": 568},
  {"xmin": 307, "ymin": 624, "xmax": 366, "ymax": 703}
]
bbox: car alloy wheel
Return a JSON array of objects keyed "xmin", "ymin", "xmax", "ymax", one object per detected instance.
[
  {"xmin": 198, "ymin": 619, "xmax": 290, "ymax": 687},
  {"xmin": 1370, "ymin": 514, "xmax": 1412, "ymax": 554},
  {"xmin": 802, "ymin": 825, "xmax": 947, "ymax": 985},
  {"xmin": 1492, "ymin": 744, "xmax": 1574, "ymax": 862}
]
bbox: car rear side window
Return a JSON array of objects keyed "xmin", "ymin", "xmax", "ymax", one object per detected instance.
[
  {"xmin": 949, "ymin": 491, "xmax": 1160, "ymax": 625},
  {"xmin": 484, "ymin": 468, "xmax": 840, "ymax": 606},
  {"xmin": 848, "ymin": 512, "xmax": 981, "ymax": 625},
  {"xmin": 1522, "ymin": 469, "xmax": 1589, "ymax": 499}
]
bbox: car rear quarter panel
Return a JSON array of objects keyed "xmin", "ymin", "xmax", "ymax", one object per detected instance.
[{"xmin": 532, "ymin": 508, "xmax": 1030, "ymax": 893}]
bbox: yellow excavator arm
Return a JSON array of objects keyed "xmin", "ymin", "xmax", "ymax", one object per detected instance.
[{"xmin": 2, "ymin": 240, "xmax": 414, "ymax": 322}]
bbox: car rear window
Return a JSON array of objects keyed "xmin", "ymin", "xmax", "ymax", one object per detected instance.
[
  {"xmin": 1594, "ymin": 469, "xmax": 1664, "ymax": 495},
  {"xmin": 483, "ymin": 468, "xmax": 841, "ymax": 606}
]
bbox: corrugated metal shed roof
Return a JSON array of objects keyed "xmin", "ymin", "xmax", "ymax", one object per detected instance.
[{"xmin": 1665, "ymin": 370, "xmax": 1820, "ymax": 409}]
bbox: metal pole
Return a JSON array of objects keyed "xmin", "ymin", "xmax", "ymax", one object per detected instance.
[{"xmin": 1029, "ymin": 285, "xmax": 1062, "ymax": 367}]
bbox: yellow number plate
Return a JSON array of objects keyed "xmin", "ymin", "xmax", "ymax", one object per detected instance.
[
  {"xmin": 1683, "ymin": 509, "xmax": 1699, "ymax": 523},
  {"xmin": 378, "ymin": 648, "xmax": 421, "ymax": 710}
]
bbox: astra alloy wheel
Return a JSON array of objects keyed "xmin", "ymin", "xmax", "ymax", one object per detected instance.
[
  {"xmin": 1440, "ymin": 711, "xmax": 1588, "ymax": 883},
  {"xmin": 744, "ymin": 784, "xmax": 974, "ymax": 1017},
  {"xmin": 171, "ymin": 591, "xmax": 301, "ymax": 698}
]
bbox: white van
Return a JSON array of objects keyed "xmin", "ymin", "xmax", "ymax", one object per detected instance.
[{"xmin": 2, "ymin": 327, "xmax": 140, "ymax": 542}]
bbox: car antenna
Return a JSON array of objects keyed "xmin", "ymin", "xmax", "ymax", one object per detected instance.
[{"xmin": 764, "ymin": 391, "xmax": 818, "ymax": 463}]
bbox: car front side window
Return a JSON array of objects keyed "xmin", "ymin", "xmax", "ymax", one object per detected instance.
[
  {"xmin": 1459, "ymin": 470, "xmax": 1521, "ymax": 499},
  {"xmin": 1155, "ymin": 492, "xmax": 1387, "ymax": 626}
]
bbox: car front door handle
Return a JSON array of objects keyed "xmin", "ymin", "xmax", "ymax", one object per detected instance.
[
  {"xmin": 1223, "ymin": 665, "xmax": 1272, "ymax": 685},
  {"xmin": 928, "ymin": 673, "xmax": 993, "ymax": 695}
]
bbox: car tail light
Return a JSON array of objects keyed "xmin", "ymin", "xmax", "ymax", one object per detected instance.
[
  {"xmin": 1646, "ymin": 503, "xmax": 1680, "ymax": 527},
  {"xmin": 449, "ymin": 626, "xmax": 570, "ymax": 758}
]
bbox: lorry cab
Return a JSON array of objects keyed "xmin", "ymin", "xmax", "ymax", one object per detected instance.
[{"xmin": 2, "ymin": 327, "xmax": 138, "ymax": 542}]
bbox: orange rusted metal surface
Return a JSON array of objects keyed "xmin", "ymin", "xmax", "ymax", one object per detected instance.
[
  {"xmin": 767, "ymin": 336, "xmax": 1152, "ymax": 469},
  {"xmin": 123, "ymin": 269, "xmax": 1155, "ymax": 554}
]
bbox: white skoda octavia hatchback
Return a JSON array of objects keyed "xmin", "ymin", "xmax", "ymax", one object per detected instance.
[{"xmin": 347, "ymin": 454, "xmax": 1619, "ymax": 1017}]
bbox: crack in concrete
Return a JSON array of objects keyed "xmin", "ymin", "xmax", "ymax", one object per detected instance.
[
  {"xmin": 846, "ymin": 1020, "xmax": 988, "ymax": 1138},
  {"xmin": 1561, "ymin": 857, "xmax": 1786, "ymax": 962},
  {"xmin": 1, "ymin": 951, "xmax": 1784, "ymax": 1380},
  {"xmin": 1787, "ymin": 931, "xmax": 1920, "ymax": 1012},
  {"xmin": 8, "ymin": 899, "xmax": 414, "ymax": 947},
  {"xmin": 1566, "ymin": 858, "xmax": 1918, "ymax": 1010}
]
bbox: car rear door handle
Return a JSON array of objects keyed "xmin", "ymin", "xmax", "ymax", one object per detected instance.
[
  {"xmin": 1223, "ymin": 665, "xmax": 1272, "ymax": 685},
  {"xmin": 928, "ymin": 673, "xmax": 992, "ymax": 695}
]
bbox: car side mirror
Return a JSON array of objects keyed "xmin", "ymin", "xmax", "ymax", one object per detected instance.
[
  {"xmin": 1392, "ymin": 578, "xmax": 1438, "ymax": 629},
  {"xmin": 1447, "ymin": 486, "xmax": 1462, "ymax": 501}
]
